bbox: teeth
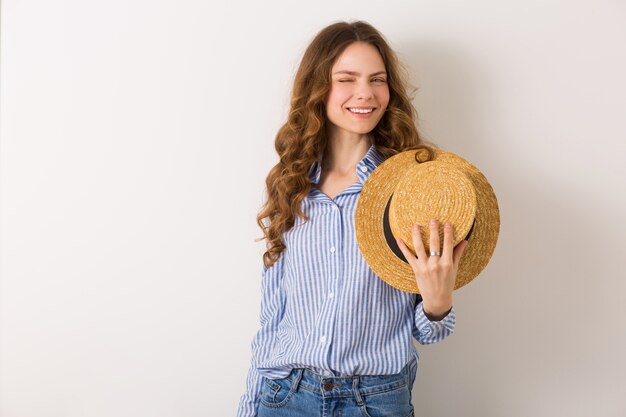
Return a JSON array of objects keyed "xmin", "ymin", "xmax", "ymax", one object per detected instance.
[{"xmin": 349, "ymin": 108, "xmax": 373, "ymax": 114}]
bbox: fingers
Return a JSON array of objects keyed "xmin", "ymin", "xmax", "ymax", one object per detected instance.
[
  {"xmin": 412, "ymin": 224, "xmax": 427, "ymax": 261},
  {"xmin": 429, "ymin": 219, "xmax": 441, "ymax": 256},
  {"xmin": 453, "ymin": 239, "xmax": 469, "ymax": 269},
  {"xmin": 399, "ymin": 221, "xmax": 460, "ymax": 267},
  {"xmin": 396, "ymin": 223, "xmax": 429, "ymax": 269},
  {"xmin": 396, "ymin": 236, "xmax": 417, "ymax": 269},
  {"xmin": 442, "ymin": 222, "xmax": 454, "ymax": 262}
]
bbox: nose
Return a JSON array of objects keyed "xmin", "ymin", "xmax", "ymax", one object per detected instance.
[{"xmin": 355, "ymin": 80, "xmax": 374, "ymax": 100}]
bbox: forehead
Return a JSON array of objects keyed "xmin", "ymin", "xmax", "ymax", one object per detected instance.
[{"xmin": 331, "ymin": 42, "xmax": 386, "ymax": 72}]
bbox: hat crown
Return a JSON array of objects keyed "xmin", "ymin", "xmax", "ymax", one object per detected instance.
[{"xmin": 389, "ymin": 161, "xmax": 477, "ymax": 253}]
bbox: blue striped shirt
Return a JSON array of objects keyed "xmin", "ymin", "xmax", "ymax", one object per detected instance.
[{"xmin": 237, "ymin": 144, "xmax": 456, "ymax": 417}]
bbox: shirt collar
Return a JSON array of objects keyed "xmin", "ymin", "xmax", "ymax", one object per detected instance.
[{"xmin": 308, "ymin": 143, "xmax": 386, "ymax": 185}]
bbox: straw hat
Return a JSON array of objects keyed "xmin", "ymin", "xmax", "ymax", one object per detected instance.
[{"xmin": 355, "ymin": 147, "xmax": 500, "ymax": 293}]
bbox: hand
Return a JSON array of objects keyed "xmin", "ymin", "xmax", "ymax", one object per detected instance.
[{"xmin": 396, "ymin": 219, "xmax": 470, "ymax": 320}]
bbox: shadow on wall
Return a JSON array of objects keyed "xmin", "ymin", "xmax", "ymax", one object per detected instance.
[{"xmin": 400, "ymin": 39, "xmax": 623, "ymax": 417}]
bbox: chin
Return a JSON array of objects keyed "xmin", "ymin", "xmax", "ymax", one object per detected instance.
[{"xmin": 351, "ymin": 124, "xmax": 379, "ymax": 134}]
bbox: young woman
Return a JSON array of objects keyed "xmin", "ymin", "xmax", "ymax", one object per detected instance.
[{"xmin": 237, "ymin": 20, "xmax": 469, "ymax": 417}]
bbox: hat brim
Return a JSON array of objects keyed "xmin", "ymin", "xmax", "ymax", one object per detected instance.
[{"xmin": 355, "ymin": 149, "xmax": 500, "ymax": 293}]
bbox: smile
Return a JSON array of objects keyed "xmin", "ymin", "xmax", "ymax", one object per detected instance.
[{"xmin": 348, "ymin": 108, "xmax": 374, "ymax": 114}]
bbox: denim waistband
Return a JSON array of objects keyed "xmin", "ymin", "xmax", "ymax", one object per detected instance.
[{"xmin": 278, "ymin": 362, "xmax": 410, "ymax": 399}]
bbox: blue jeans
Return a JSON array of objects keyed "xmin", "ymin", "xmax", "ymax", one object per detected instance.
[{"xmin": 257, "ymin": 363, "xmax": 415, "ymax": 417}]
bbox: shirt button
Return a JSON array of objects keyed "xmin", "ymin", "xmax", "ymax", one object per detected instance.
[
  {"xmin": 320, "ymin": 335, "xmax": 326, "ymax": 343},
  {"xmin": 330, "ymin": 246, "xmax": 335, "ymax": 253},
  {"xmin": 329, "ymin": 292, "xmax": 334, "ymax": 299},
  {"xmin": 360, "ymin": 166, "xmax": 368, "ymax": 172}
]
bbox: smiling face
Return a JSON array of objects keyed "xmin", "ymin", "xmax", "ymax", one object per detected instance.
[{"xmin": 325, "ymin": 41, "xmax": 390, "ymax": 141}]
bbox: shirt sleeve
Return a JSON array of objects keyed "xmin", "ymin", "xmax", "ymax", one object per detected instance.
[
  {"xmin": 412, "ymin": 298, "xmax": 456, "ymax": 345},
  {"xmin": 236, "ymin": 252, "xmax": 286, "ymax": 417}
]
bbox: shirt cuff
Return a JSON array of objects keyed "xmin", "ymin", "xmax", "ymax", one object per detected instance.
[{"xmin": 413, "ymin": 301, "xmax": 456, "ymax": 344}]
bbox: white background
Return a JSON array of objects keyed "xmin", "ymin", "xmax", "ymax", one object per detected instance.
[{"xmin": 1, "ymin": 1, "xmax": 625, "ymax": 416}]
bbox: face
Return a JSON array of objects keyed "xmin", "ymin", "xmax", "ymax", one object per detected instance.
[{"xmin": 325, "ymin": 42, "xmax": 390, "ymax": 140}]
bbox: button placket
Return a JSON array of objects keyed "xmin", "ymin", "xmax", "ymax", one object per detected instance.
[
  {"xmin": 318, "ymin": 202, "xmax": 342, "ymax": 369},
  {"xmin": 327, "ymin": 202, "xmax": 348, "ymax": 372}
]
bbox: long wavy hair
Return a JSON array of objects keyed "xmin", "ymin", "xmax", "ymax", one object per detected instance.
[{"xmin": 256, "ymin": 20, "xmax": 438, "ymax": 269}]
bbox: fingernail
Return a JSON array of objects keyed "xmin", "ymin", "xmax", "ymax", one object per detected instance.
[{"xmin": 430, "ymin": 219, "xmax": 437, "ymax": 225}]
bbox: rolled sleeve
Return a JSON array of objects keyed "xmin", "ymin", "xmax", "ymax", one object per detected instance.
[
  {"xmin": 236, "ymin": 254, "xmax": 286, "ymax": 417},
  {"xmin": 412, "ymin": 300, "xmax": 456, "ymax": 345}
]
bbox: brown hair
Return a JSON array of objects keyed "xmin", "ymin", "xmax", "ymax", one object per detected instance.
[{"xmin": 256, "ymin": 20, "xmax": 437, "ymax": 268}]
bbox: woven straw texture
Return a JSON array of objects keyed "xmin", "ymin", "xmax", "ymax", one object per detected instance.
[{"xmin": 355, "ymin": 148, "xmax": 500, "ymax": 293}]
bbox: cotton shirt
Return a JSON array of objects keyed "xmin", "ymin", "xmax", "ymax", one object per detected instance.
[{"xmin": 237, "ymin": 144, "xmax": 456, "ymax": 417}]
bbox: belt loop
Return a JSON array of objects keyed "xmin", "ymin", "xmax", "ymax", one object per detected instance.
[
  {"xmin": 291, "ymin": 368, "xmax": 304, "ymax": 393},
  {"xmin": 352, "ymin": 376, "xmax": 363, "ymax": 405}
]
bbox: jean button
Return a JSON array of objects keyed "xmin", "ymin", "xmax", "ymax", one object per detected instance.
[{"xmin": 323, "ymin": 381, "xmax": 334, "ymax": 391}]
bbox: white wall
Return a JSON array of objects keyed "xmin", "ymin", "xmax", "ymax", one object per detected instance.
[{"xmin": 1, "ymin": 1, "xmax": 624, "ymax": 416}]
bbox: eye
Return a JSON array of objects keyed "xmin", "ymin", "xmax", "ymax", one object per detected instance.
[
  {"xmin": 373, "ymin": 78, "xmax": 387, "ymax": 83},
  {"xmin": 338, "ymin": 79, "xmax": 353, "ymax": 83}
]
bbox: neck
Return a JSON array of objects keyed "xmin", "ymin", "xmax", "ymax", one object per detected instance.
[{"xmin": 323, "ymin": 131, "xmax": 373, "ymax": 175}]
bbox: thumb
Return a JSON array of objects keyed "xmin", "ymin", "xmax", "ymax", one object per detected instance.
[{"xmin": 452, "ymin": 240, "xmax": 469, "ymax": 269}]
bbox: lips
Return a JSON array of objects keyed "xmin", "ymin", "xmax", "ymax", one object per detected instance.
[
  {"xmin": 347, "ymin": 107, "xmax": 375, "ymax": 114},
  {"xmin": 347, "ymin": 107, "xmax": 375, "ymax": 118}
]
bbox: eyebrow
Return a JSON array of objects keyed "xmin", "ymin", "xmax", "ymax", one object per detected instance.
[{"xmin": 333, "ymin": 70, "xmax": 387, "ymax": 76}]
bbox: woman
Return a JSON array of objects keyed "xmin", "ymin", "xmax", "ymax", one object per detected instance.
[{"xmin": 237, "ymin": 20, "xmax": 469, "ymax": 417}]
